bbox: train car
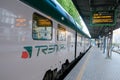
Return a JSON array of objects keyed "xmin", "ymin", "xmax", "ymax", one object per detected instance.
[{"xmin": 0, "ymin": 0, "xmax": 91, "ymax": 80}]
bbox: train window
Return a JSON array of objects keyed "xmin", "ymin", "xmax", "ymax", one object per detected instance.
[
  {"xmin": 32, "ymin": 13, "xmax": 53, "ymax": 40},
  {"xmin": 57, "ymin": 24, "xmax": 66, "ymax": 41}
]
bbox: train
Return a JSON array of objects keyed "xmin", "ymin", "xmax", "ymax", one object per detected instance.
[{"xmin": 0, "ymin": 0, "xmax": 91, "ymax": 80}]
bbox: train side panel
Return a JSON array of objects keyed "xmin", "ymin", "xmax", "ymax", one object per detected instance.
[
  {"xmin": 0, "ymin": 0, "xmax": 91, "ymax": 80},
  {"xmin": 0, "ymin": 0, "xmax": 59, "ymax": 80},
  {"xmin": 0, "ymin": 0, "xmax": 77, "ymax": 80}
]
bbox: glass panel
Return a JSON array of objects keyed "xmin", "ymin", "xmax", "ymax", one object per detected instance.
[
  {"xmin": 57, "ymin": 24, "xmax": 66, "ymax": 41},
  {"xmin": 32, "ymin": 13, "xmax": 52, "ymax": 40}
]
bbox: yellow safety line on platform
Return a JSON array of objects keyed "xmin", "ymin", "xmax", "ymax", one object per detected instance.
[{"xmin": 76, "ymin": 49, "xmax": 92, "ymax": 80}]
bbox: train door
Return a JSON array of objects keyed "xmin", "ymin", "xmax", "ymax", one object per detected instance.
[
  {"xmin": 56, "ymin": 24, "xmax": 67, "ymax": 66},
  {"xmin": 66, "ymin": 28, "xmax": 76, "ymax": 62},
  {"xmin": 76, "ymin": 33, "xmax": 82, "ymax": 57}
]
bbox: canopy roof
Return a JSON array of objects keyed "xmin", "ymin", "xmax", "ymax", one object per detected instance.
[{"xmin": 72, "ymin": 0, "xmax": 120, "ymax": 38}]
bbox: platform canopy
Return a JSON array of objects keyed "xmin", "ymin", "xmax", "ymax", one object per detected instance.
[{"xmin": 72, "ymin": 0, "xmax": 120, "ymax": 38}]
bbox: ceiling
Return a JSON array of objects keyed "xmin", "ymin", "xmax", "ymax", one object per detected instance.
[{"xmin": 72, "ymin": 0, "xmax": 120, "ymax": 38}]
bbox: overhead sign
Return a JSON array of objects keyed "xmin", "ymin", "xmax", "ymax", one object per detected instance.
[{"xmin": 90, "ymin": 10, "xmax": 116, "ymax": 26}]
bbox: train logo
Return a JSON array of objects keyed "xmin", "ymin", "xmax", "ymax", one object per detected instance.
[
  {"xmin": 21, "ymin": 44, "xmax": 66, "ymax": 59},
  {"xmin": 21, "ymin": 46, "xmax": 32, "ymax": 59}
]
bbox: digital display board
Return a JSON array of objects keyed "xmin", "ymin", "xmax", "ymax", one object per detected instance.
[
  {"xmin": 38, "ymin": 19, "xmax": 52, "ymax": 26},
  {"xmin": 90, "ymin": 11, "xmax": 116, "ymax": 26}
]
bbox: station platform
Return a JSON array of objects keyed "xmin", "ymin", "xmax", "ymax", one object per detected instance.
[{"xmin": 64, "ymin": 46, "xmax": 120, "ymax": 80}]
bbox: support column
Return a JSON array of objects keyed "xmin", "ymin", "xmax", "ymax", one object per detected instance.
[
  {"xmin": 106, "ymin": 36, "xmax": 108, "ymax": 54},
  {"xmin": 106, "ymin": 29, "xmax": 113, "ymax": 59},
  {"xmin": 100, "ymin": 37, "xmax": 103, "ymax": 50},
  {"xmin": 103, "ymin": 36, "xmax": 106, "ymax": 53}
]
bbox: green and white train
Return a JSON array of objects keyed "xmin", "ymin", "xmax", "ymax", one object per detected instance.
[{"xmin": 0, "ymin": 0, "xmax": 91, "ymax": 80}]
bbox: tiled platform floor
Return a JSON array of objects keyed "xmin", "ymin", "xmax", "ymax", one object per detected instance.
[{"xmin": 64, "ymin": 46, "xmax": 120, "ymax": 80}]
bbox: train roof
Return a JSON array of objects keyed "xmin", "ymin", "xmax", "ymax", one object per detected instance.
[{"xmin": 20, "ymin": 0, "xmax": 90, "ymax": 38}]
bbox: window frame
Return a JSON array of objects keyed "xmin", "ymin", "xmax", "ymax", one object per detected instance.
[
  {"xmin": 32, "ymin": 12, "xmax": 53, "ymax": 41},
  {"xmin": 57, "ymin": 24, "xmax": 66, "ymax": 41}
]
